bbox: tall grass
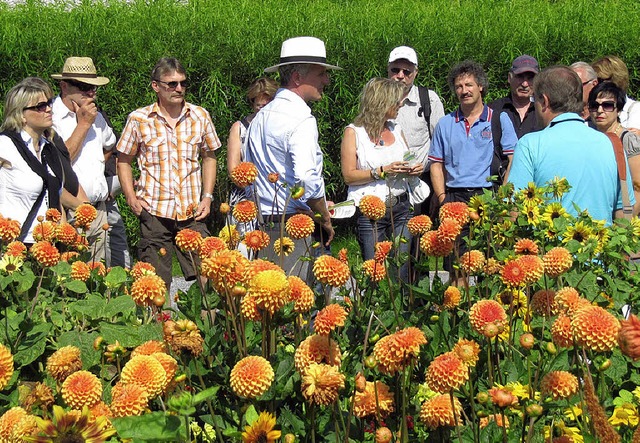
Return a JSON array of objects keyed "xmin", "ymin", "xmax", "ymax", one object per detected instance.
[{"xmin": 1, "ymin": 0, "xmax": 639, "ymax": 241}]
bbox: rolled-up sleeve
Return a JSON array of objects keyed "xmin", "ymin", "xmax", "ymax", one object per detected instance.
[{"xmin": 288, "ymin": 116, "xmax": 325, "ymax": 201}]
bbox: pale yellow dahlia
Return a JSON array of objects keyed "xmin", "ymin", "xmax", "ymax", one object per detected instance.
[
  {"xmin": 46, "ymin": 346, "xmax": 82, "ymax": 383},
  {"xmin": 230, "ymin": 356, "xmax": 274, "ymax": 399},
  {"xmin": 121, "ymin": 355, "xmax": 167, "ymax": 398},
  {"xmin": 420, "ymin": 394, "xmax": 462, "ymax": 430},
  {"xmin": 353, "ymin": 380, "xmax": 395, "ymax": 418},
  {"xmin": 247, "ymin": 269, "xmax": 290, "ymax": 315},
  {"xmin": 301, "ymin": 363, "xmax": 345, "ymax": 406},
  {"xmin": 61, "ymin": 370, "xmax": 102, "ymax": 409},
  {"xmin": 294, "ymin": 334, "xmax": 341, "ymax": 374}
]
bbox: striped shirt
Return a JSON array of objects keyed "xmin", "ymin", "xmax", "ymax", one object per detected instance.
[{"xmin": 116, "ymin": 102, "xmax": 220, "ymax": 221}]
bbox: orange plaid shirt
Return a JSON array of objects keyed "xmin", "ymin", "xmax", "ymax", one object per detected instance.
[{"xmin": 116, "ymin": 102, "xmax": 220, "ymax": 221}]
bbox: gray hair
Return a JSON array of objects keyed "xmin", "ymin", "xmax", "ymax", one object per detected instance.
[
  {"xmin": 279, "ymin": 63, "xmax": 312, "ymax": 87},
  {"xmin": 570, "ymin": 61, "xmax": 597, "ymax": 82},
  {"xmin": 534, "ymin": 66, "xmax": 583, "ymax": 114}
]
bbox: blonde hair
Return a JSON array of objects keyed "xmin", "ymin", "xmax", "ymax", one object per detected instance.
[
  {"xmin": 592, "ymin": 55, "xmax": 630, "ymax": 93},
  {"xmin": 247, "ymin": 77, "xmax": 278, "ymax": 103},
  {"xmin": 353, "ymin": 78, "xmax": 405, "ymax": 141},
  {"xmin": 0, "ymin": 77, "xmax": 54, "ymax": 138}
]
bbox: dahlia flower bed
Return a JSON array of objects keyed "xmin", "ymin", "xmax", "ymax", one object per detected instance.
[{"xmin": 1, "ymin": 175, "xmax": 640, "ymax": 443}]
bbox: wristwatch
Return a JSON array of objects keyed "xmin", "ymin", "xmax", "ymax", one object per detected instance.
[{"xmin": 202, "ymin": 193, "xmax": 213, "ymax": 200}]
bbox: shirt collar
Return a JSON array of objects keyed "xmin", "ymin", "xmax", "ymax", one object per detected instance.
[
  {"xmin": 52, "ymin": 95, "xmax": 74, "ymax": 118},
  {"xmin": 19, "ymin": 129, "xmax": 46, "ymax": 150},
  {"xmin": 455, "ymin": 104, "xmax": 491, "ymax": 123},
  {"xmin": 403, "ymin": 85, "xmax": 420, "ymax": 105},
  {"xmin": 550, "ymin": 112, "xmax": 584, "ymax": 124},
  {"xmin": 148, "ymin": 101, "xmax": 191, "ymax": 120}
]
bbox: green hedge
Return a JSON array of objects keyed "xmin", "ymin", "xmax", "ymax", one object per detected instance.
[{"xmin": 1, "ymin": 0, "xmax": 639, "ymax": 242}]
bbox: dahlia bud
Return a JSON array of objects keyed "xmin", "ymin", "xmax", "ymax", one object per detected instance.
[
  {"xmin": 430, "ymin": 315, "xmax": 439, "ymax": 322},
  {"xmin": 519, "ymin": 333, "xmax": 535, "ymax": 349},
  {"xmin": 37, "ymin": 215, "xmax": 44, "ymax": 222},
  {"xmin": 93, "ymin": 336, "xmax": 104, "ymax": 350},
  {"xmin": 483, "ymin": 323, "xmax": 499, "ymax": 338},
  {"xmin": 619, "ymin": 314, "xmax": 640, "ymax": 360},
  {"xmin": 174, "ymin": 374, "xmax": 187, "ymax": 383},
  {"xmin": 365, "ymin": 355, "xmax": 376, "ymax": 369},
  {"xmin": 219, "ymin": 202, "xmax": 230, "ymax": 214},
  {"xmin": 102, "ymin": 223, "xmax": 110, "ymax": 231},
  {"xmin": 476, "ymin": 392, "xmax": 489, "ymax": 404},
  {"xmin": 268, "ymin": 172, "xmax": 280, "ymax": 184},
  {"xmin": 375, "ymin": 427, "xmax": 392, "ymax": 443},
  {"xmin": 231, "ymin": 285, "xmax": 247, "ymax": 297},
  {"xmin": 546, "ymin": 342, "xmax": 557, "ymax": 354},
  {"xmin": 284, "ymin": 435, "xmax": 295, "ymax": 443},
  {"xmin": 598, "ymin": 359, "xmax": 612, "ymax": 371},
  {"xmin": 290, "ymin": 184, "xmax": 305, "ymax": 200},
  {"xmin": 526, "ymin": 404, "xmax": 544, "ymax": 417},
  {"xmin": 355, "ymin": 372, "xmax": 366, "ymax": 393},
  {"xmin": 159, "ymin": 247, "xmax": 167, "ymax": 256}
]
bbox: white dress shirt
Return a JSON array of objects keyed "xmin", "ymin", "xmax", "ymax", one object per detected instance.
[
  {"xmin": 246, "ymin": 88, "xmax": 326, "ymax": 215},
  {"xmin": 52, "ymin": 96, "xmax": 116, "ymax": 203}
]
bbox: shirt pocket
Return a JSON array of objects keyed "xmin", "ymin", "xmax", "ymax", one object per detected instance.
[{"xmin": 141, "ymin": 136, "xmax": 167, "ymax": 167}]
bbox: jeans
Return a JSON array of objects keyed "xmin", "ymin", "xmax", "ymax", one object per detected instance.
[
  {"xmin": 357, "ymin": 197, "xmax": 413, "ymax": 282},
  {"xmin": 105, "ymin": 198, "xmax": 131, "ymax": 268}
]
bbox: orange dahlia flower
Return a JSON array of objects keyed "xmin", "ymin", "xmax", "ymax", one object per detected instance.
[
  {"xmin": 313, "ymin": 255, "xmax": 350, "ymax": 287},
  {"xmin": 294, "ymin": 334, "xmax": 341, "ymax": 374},
  {"xmin": 5, "ymin": 241, "xmax": 26, "ymax": 258},
  {"xmin": 518, "ymin": 255, "xmax": 544, "ymax": 284},
  {"xmin": 543, "ymin": 247, "xmax": 573, "ymax": 277},
  {"xmin": 571, "ymin": 306, "xmax": 620, "ymax": 352},
  {"xmin": 233, "ymin": 200, "xmax": 258, "ymax": 223},
  {"xmin": 288, "ymin": 275, "xmax": 315, "ymax": 313},
  {"xmin": 247, "ymin": 269, "xmax": 290, "ymax": 315},
  {"xmin": 30, "ymin": 241, "xmax": 60, "ymax": 267},
  {"xmin": 273, "ymin": 237, "xmax": 295, "ymax": 256},
  {"xmin": 459, "ymin": 250, "xmax": 485, "ymax": 274},
  {"xmin": 373, "ymin": 241, "xmax": 393, "ymax": 262},
  {"xmin": 452, "ymin": 338, "xmax": 480, "ymax": 367},
  {"xmin": 32, "ymin": 220, "xmax": 57, "ymax": 242},
  {"xmin": 501, "ymin": 258, "xmax": 527, "ymax": 287},
  {"xmin": 373, "ymin": 327, "xmax": 427, "ymax": 374},
  {"xmin": 551, "ymin": 314, "xmax": 574, "ymax": 348},
  {"xmin": 121, "ymin": 355, "xmax": 167, "ymax": 398},
  {"xmin": 200, "ymin": 249, "xmax": 250, "ymax": 292},
  {"xmin": 0, "ymin": 217, "xmax": 21, "ymax": 243},
  {"xmin": 407, "ymin": 215, "xmax": 432, "ymax": 236},
  {"xmin": 45, "ymin": 208, "xmax": 62, "ymax": 223},
  {"xmin": 61, "ymin": 370, "xmax": 102, "ymax": 409},
  {"xmin": 285, "ymin": 214, "xmax": 315, "ymax": 239},
  {"xmin": 484, "ymin": 258, "xmax": 502, "ymax": 275},
  {"xmin": 198, "ymin": 236, "xmax": 228, "ymax": 258},
  {"xmin": 337, "ymin": 248, "xmax": 348, "ymax": 263},
  {"xmin": 514, "ymin": 238, "xmax": 539, "ymax": 255},
  {"xmin": 442, "ymin": 286, "xmax": 462, "ymax": 310},
  {"xmin": 426, "ymin": 352, "xmax": 470, "ymax": 393},
  {"xmin": 150, "ymin": 352, "xmax": 178, "ymax": 389},
  {"xmin": 231, "ymin": 161, "xmax": 258, "ymax": 188},
  {"xmin": 88, "ymin": 261, "xmax": 107, "ymax": 277},
  {"xmin": 230, "ymin": 356, "xmax": 274, "ymax": 399},
  {"xmin": 314, "ymin": 304, "xmax": 348, "ymax": 335},
  {"xmin": 70, "ymin": 261, "xmax": 91, "ymax": 282},
  {"xmin": 531, "ymin": 289, "xmax": 558, "ymax": 317},
  {"xmin": 420, "ymin": 231, "xmax": 454, "ymax": 257},
  {"xmin": 110, "ymin": 382, "xmax": 149, "ymax": 417},
  {"xmin": 163, "ymin": 320, "xmax": 204, "ymax": 356},
  {"xmin": 60, "ymin": 251, "xmax": 80, "ymax": 262},
  {"xmin": 420, "ymin": 394, "xmax": 462, "ymax": 430},
  {"xmin": 130, "ymin": 274, "xmax": 167, "ymax": 307},
  {"xmin": 46, "ymin": 346, "xmax": 82, "ymax": 382},
  {"xmin": 244, "ymin": 259, "xmax": 283, "ymax": 282},
  {"xmin": 0, "ymin": 407, "xmax": 27, "ymax": 440},
  {"xmin": 243, "ymin": 230, "xmax": 271, "ymax": 252},
  {"xmin": 353, "ymin": 380, "xmax": 395, "ymax": 418},
  {"xmin": 75, "ymin": 203, "xmax": 97, "ymax": 230},
  {"xmin": 469, "ymin": 300, "xmax": 507, "ymax": 336},
  {"xmin": 619, "ymin": 314, "xmax": 640, "ymax": 360},
  {"xmin": 359, "ymin": 195, "xmax": 386, "ymax": 220},
  {"xmin": 362, "ymin": 259, "xmax": 387, "ymax": 282},
  {"xmin": 437, "ymin": 219, "xmax": 462, "ymax": 242},
  {"xmin": 301, "ymin": 363, "xmax": 345, "ymax": 406},
  {"xmin": 131, "ymin": 340, "xmax": 167, "ymax": 358},
  {"xmin": 554, "ymin": 287, "xmax": 586, "ymax": 315},
  {"xmin": 0, "ymin": 344, "xmax": 14, "ymax": 390},
  {"xmin": 439, "ymin": 201, "xmax": 469, "ymax": 226},
  {"xmin": 240, "ymin": 294, "xmax": 262, "ymax": 321},
  {"xmin": 175, "ymin": 228, "xmax": 203, "ymax": 252},
  {"xmin": 541, "ymin": 371, "xmax": 579, "ymax": 400},
  {"xmin": 130, "ymin": 261, "xmax": 157, "ymax": 280}
]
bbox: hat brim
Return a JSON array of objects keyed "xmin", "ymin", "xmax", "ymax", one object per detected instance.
[
  {"xmin": 51, "ymin": 74, "xmax": 110, "ymax": 86},
  {"xmin": 511, "ymin": 67, "xmax": 539, "ymax": 75},
  {"xmin": 264, "ymin": 61, "xmax": 342, "ymax": 74}
]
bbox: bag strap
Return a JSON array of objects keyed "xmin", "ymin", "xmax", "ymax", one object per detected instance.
[
  {"xmin": 606, "ymin": 132, "xmax": 633, "ymax": 219},
  {"xmin": 417, "ymin": 86, "xmax": 432, "ymax": 140}
]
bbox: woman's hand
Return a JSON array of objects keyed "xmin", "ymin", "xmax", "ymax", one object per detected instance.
[
  {"xmin": 383, "ymin": 161, "xmax": 410, "ymax": 175},
  {"xmin": 407, "ymin": 163, "xmax": 424, "ymax": 176}
]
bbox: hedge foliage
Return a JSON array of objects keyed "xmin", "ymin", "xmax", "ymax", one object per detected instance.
[{"xmin": 1, "ymin": 0, "xmax": 639, "ymax": 239}]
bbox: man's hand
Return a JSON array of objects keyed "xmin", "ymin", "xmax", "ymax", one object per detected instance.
[
  {"xmin": 319, "ymin": 218, "xmax": 335, "ymax": 246},
  {"xmin": 195, "ymin": 198, "xmax": 211, "ymax": 221},
  {"xmin": 127, "ymin": 195, "xmax": 150, "ymax": 217},
  {"xmin": 72, "ymin": 98, "xmax": 98, "ymax": 127}
]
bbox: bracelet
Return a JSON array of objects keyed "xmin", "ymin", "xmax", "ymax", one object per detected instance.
[
  {"xmin": 202, "ymin": 192, "xmax": 213, "ymax": 200},
  {"xmin": 371, "ymin": 168, "xmax": 382, "ymax": 180}
]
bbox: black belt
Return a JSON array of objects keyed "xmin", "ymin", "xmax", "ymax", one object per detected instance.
[
  {"xmin": 385, "ymin": 192, "xmax": 408, "ymax": 207},
  {"xmin": 446, "ymin": 187, "xmax": 490, "ymax": 192}
]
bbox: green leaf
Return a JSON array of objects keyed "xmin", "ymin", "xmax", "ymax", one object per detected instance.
[
  {"xmin": 68, "ymin": 294, "xmax": 107, "ymax": 318},
  {"xmin": 103, "ymin": 295, "xmax": 136, "ymax": 318},
  {"xmin": 104, "ymin": 266, "xmax": 128, "ymax": 288},
  {"xmin": 13, "ymin": 322, "xmax": 51, "ymax": 367},
  {"xmin": 13, "ymin": 266, "xmax": 36, "ymax": 294},
  {"xmin": 192, "ymin": 386, "xmax": 220, "ymax": 405},
  {"xmin": 243, "ymin": 404, "xmax": 259, "ymax": 426},
  {"xmin": 99, "ymin": 322, "xmax": 163, "ymax": 348},
  {"xmin": 58, "ymin": 330, "xmax": 102, "ymax": 368},
  {"xmin": 63, "ymin": 279, "xmax": 88, "ymax": 294},
  {"xmin": 112, "ymin": 412, "xmax": 184, "ymax": 441}
]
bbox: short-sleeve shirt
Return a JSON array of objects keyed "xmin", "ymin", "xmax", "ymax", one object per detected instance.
[
  {"xmin": 246, "ymin": 88, "xmax": 326, "ymax": 215},
  {"xmin": 116, "ymin": 102, "xmax": 221, "ymax": 221},
  {"xmin": 428, "ymin": 105, "xmax": 518, "ymax": 188},
  {"xmin": 489, "ymin": 95, "xmax": 538, "ymax": 139},
  {"xmin": 508, "ymin": 113, "xmax": 635, "ymax": 225}
]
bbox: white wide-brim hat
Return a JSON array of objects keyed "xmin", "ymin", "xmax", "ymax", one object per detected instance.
[{"xmin": 264, "ymin": 36, "xmax": 341, "ymax": 73}]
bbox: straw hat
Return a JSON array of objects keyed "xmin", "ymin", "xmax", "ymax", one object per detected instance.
[
  {"xmin": 264, "ymin": 36, "xmax": 341, "ymax": 73},
  {"xmin": 51, "ymin": 57, "xmax": 110, "ymax": 86}
]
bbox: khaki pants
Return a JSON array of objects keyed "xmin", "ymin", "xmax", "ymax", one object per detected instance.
[{"xmin": 68, "ymin": 201, "xmax": 108, "ymax": 264}]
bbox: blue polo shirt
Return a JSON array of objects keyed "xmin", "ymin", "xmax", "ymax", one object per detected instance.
[
  {"xmin": 428, "ymin": 105, "xmax": 517, "ymax": 188},
  {"xmin": 508, "ymin": 113, "xmax": 634, "ymax": 225}
]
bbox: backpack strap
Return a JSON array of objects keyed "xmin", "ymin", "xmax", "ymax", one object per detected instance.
[
  {"xmin": 489, "ymin": 109, "xmax": 507, "ymax": 186},
  {"xmin": 240, "ymin": 116, "xmax": 251, "ymax": 130},
  {"xmin": 417, "ymin": 86, "xmax": 432, "ymax": 140},
  {"xmin": 606, "ymin": 132, "xmax": 633, "ymax": 219}
]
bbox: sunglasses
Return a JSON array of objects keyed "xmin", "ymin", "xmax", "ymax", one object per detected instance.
[
  {"xmin": 390, "ymin": 67, "xmax": 414, "ymax": 76},
  {"xmin": 65, "ymin": 80, "xmax": 98, "ymax": 92},
  {"xmin": 581, "ymin": 78, "xmax": 596, "ymax": 87},
  {"xmin": 588, "ymin": 101, "xmax": 616, "ymax": 113},
  {"xmin": 154, "ymin": 79, "xmax": 189, "ymax": 89},
  {"xmin": 24, "ymin": 98, "xmax": 54, "ymax": 112}
]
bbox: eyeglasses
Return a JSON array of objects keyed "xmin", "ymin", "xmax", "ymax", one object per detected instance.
[
  {"xmin": 588, "ymin": 100, "xmax": 616, "ymax": 113},
  {"xmin": 581, "ymin": 78, "xmax": 596, "ymax": 87},
  {"xmin": 24, "ymin": 98, "xmax": 54, "ymax": 112},
  {"xmin": 390, "ymin": 68, "xmax": 414, "ymax": 76},
  {"xmin": 65, "ymin": 80, "xmax": 98, "ymax": 92},
  {"xmin": 154, "ymin": 79, "xmax": 189, "ymax": 89}
]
